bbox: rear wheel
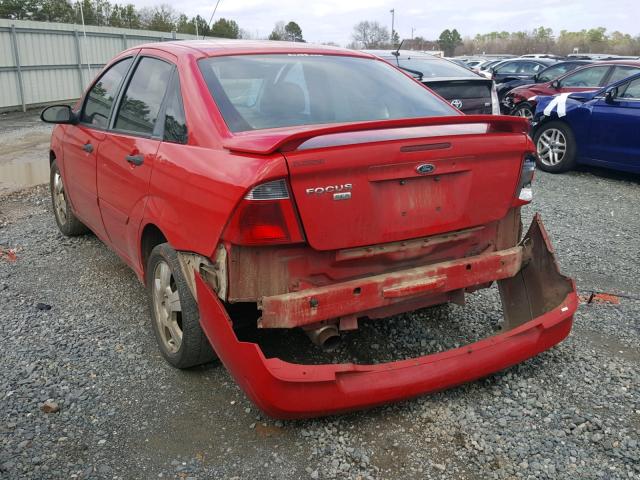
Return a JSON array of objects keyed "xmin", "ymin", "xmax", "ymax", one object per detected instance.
[
  {"xmin": 513, "ymin": 102, "xmax": 534, "ymax": 121},
  {"xmin": 534, "ymin": 121, "xmax": 577, "ymax": 173},
  {"xmin": 147, "ymin": 243, "xmax": 217, "ymax": 369},
  {"xmin": 50, "ymin": 160, "xmax": 89, "ymax": 236}
]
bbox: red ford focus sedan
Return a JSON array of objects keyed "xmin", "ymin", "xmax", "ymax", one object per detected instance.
[{"xmin": 41, "ymin": 40, "xmax": 577, "ymax": 419}]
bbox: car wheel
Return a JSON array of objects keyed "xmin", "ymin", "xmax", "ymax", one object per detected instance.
[
  {"xmin": 147, "ymin": 243, "xmax": 217, "ymax": 369},
  {"xmin": 533, "ymin": 121, "xmax": 577, "ymax": 173},
  {"xmin": 513, "ymin": 102, "xmax": 534, "ymax": 121},
  {"xmin": 50, "ymin": 160, "xmax": 89, "ymax": 236}
]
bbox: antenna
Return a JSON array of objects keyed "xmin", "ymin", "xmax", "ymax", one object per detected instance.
[
  {"xmin": 204, "ymin": 0, "xmax": 223, "ymax": 40},
  {"xmin": 393, "ymin": 39, "xmax": 404, "ymax": 57},
  {"xmin": 78, "ymin": 1, "xmax": 92, "ymax": 83}
]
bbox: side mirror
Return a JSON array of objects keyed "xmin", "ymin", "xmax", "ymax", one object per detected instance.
[
  {"xmin": 605, "ymin": 87, "xmax": 618, "ymax": 104},
  {"xmin": 41, "ymin": 105, "xmax": 77, "ymax": 124},
  {"xmin": 550, "ymin": 80, "xmax": 560, "ymax": 89}
]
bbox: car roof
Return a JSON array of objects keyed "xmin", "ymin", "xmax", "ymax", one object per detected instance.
[
  {"xmin": 130, "ymin": 39, "xmax": 373, "ymax": 59},
  {"xmin": 542, "ymin": 60, "xmax": 593, "ymax": 68},
  {"xmin": 591, "ymin": 59, "xmax": 640, "ymax": 66}
]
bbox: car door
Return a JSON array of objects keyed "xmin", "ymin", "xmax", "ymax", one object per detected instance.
[
  {"xmin": 96, "ymin": 54, "xmax": 174, "ymax": 263},
  {"xmin": 586, "ymin": 77, "xmax": 640, "ymax": 169},
  {"xmin": 62, "ymin": 56, "xmax": 135, "ymax": 239}
]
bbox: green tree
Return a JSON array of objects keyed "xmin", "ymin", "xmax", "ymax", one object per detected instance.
[
  {"xmin": 210, "ymin": 17, "xmax": 239, "ymax": 38},
  {"xmin": 0, "ymin": 0, "xmax": 39, "ymax": 20},
  {"xmin": 284, "ymin": 21, "xmax": 303, "ymax": 42},
  {"xmin": 438, "ymin": 28, "xmax": 462, "ymax": 56},
  {"xmin": 77, "ymin": 0, "xmax": 98, "ymax": 25},
  {"xmin": 120, "ymin": 3, "xmax": 140, "ymax": 29},
  {"xmin": 32, "ymin": 0, "xmax": 74, "ymax": 22}
]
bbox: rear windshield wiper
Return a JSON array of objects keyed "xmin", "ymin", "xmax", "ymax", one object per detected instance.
[{"xmin": 398, "ymin": 65, "xmax": 424, "ymax": 80}]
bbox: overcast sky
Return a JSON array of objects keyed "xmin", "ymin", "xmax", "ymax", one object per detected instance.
[{"xmin": 129, "ymin": 0, "xmax": 640, "ymax": 45}]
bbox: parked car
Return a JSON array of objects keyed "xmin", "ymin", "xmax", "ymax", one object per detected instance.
[
  {"xmin": 520, "ymin": 54, "xmax": 564, "ymax": 60},
  {"xmin": 532, "ymin": 72, "xmax": 640, "ymax": 174},
  {"xmin": 40, "ymin": 40, "xmax": 577, "ymax": 419},
  {"xmin": 489, "ymin": 58, "xmax": 559, "ymax": 92},
  {"xmin": 500, "ymin": 60, "xmax": 594, "ymax": 117},
  {"xmin": 366, "ymin": 50, "xmax": 500, "ymax": 114},
  {"xmin": 474, "ymin": 59, "xmax": 502, "ymax": 77},
  {"xmin": 503, "ymin": 61, "xmax": 640, "ymax": 121}
]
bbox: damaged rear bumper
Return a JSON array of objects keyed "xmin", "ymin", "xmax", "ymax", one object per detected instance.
[{"xmin": 196, "ymin": 214, "xmax": 577, "ymax": 419}]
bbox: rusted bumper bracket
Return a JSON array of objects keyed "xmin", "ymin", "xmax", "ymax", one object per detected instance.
[
  {"xmin": 196, "ymin": 214, "xmax": 577, "ymax": 419},
  {"xmin": 259, "ymin": 242, "xmax": 531, "ymax": 328}
]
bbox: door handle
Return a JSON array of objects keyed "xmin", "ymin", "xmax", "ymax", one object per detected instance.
[
  {"xmin": 82, "ymin": 143, "xmax": 93, "ymax": 153},
  {"xmin": 125, "ymin": 154, "xmax": 144, "ymax": 166}
]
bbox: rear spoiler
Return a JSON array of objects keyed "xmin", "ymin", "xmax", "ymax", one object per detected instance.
[{"xmin": 222, "ymin": 115, "xmax": 529, "ymax": 155}]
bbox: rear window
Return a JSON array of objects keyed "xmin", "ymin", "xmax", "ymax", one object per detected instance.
[
  {"xmin": 428, "ymin": 82, "xmax": 491, "ymax": 99},
  {"xmin": 396, "ymin": 57, "xmax": 477, "ymax": 78},
  {"xmin": 198, "ymin": 54, "xmax": 456, "ymax": 132}
]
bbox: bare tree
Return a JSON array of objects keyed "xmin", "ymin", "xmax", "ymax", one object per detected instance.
[{"xmin": 352, "ymin": 21, "xmax": 390, "ymax": 49}]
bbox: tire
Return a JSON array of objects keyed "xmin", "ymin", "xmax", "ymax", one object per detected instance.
[
  {"xmin": 50, "ymin": 160, "xmax": 89, "ymax": 236},
  {"xmin": 533, "ymin": 121, "xmax": 577, "ymax": 173},
  {"xmin": 146, "ymin": 243, "xmax": 217, "ymax": 369},
  {"xmin": 512, "ymin": 102, "xmax": 534, "ymax": 121}
]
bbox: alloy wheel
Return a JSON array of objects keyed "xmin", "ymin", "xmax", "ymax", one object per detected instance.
[
  {"xmin": 152, "ymin": 261, "xmax": 183, "ymax": 354},
  {"xmin": 536, "ymin": 128, "xmax": 567, "ymax": 166},
  {"xmin": 52, "ymin": 172, "xmax": 68, "ymax": 224},
  {"xmin": 515, "ymin": 106, "xmax": 534, "ymax": 121}
]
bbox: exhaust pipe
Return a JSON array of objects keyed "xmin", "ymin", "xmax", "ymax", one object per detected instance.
[{"xmin": 304, "ymin": 324, "xmax": 341, "ymax": 351}]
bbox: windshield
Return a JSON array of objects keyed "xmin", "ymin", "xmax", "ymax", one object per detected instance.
[
  {"xmin": 198, "ymin": 54, "xmax": 456, "ymax": 132},
  {"xmin": 396, "ymin": 57, "xmax": 477, "ymax": 78}
]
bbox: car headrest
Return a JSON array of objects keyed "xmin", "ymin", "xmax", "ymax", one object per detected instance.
[{"xmin": 260, "ymin": 81, "xmax": 306, "ymax": 117}]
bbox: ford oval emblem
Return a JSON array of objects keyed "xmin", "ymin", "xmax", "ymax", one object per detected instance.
[{"xmin": 416, "ymin": 163, "xmax": 436, "ymax": 174}]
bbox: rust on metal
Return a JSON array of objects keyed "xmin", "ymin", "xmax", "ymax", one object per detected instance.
[{"xmin": 259, "ymin": 244, "xmax": 528, "ymax": 328}]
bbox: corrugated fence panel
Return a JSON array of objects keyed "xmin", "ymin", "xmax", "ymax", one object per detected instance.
[
  {"xmin": 0, "ymin": 19, "xmax": 200, "ymax": 110},
  {"xmin": 0, "ymin": 31, "xmax": 14, "ymax": 67},
  {"xmin": 0, "ymin": 71, "xmax": 20, "ymax": 108},
  {"xmin": 16, "ymin": 30, "xmax": 76, "ymax": 66},
  {"xmin": 79, "ymin": 34, "xmax": 124, "ymax": 65},
  {"xmin": 22, "ymin": 68, "xmax": 80, "ymax": 105}
]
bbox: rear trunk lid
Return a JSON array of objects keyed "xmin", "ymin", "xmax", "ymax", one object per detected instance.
[{"xmin": 223, "ymin": 115, "xmax": 530, "ymax": 251}]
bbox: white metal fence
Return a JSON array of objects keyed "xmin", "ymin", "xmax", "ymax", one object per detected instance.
[{"xmin": 0, "ymin": 19, "xmax": 200, "ymax": 112}]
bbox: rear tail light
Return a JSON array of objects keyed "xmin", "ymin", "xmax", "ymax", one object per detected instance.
[
  {"xmin": 223, "ymin": 179, "xmax": 305, "ymax": 246},
  {"xmin": 516, "ymin": 153, "xmax": 536, "ymax": 203},
  {"xmin": 491, "ymin": 83, "xmax": 501, "ymax": 115}
]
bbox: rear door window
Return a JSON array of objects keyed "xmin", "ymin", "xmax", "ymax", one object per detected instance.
[
  {"xmin": 81, "ymin": 58, "xmax": 133, "ymax": 128},
  {"xmin": 607, "ymin": 66, "xmax": 640, "ymax": 85},
  {"xmin": 114, "ymin": 57, "xmax": 173, "ymax": 136},
  {"xmin": 560, "ymin": 66, "xmax": 610, "ymax": 87},
  {"xmin": 517, "ymin": 62, "xmax": 542, "ymax": 74},
  {"xmin": 496, "ymin": 62, "xmax": 519, "ymax": 74},
  {"xmin": 162, "ymin": 75, "xmax": 188, "ymax": 144}
]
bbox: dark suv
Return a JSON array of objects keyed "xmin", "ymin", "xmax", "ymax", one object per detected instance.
[{"xmin": 366, "ymin": 50, "xmax": 500, "ymax": 115}]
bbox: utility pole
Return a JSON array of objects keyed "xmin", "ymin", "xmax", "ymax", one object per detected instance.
[
  {"xmin": 411, "ymin": 27, "xmax": 415, "ymax": 40},
  {"xmin": 390, "ymin": 9, "xmax": 395, "ymax": 45}
]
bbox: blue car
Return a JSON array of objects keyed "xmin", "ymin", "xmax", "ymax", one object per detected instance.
[{"xmin": 531, "ymin": 72, "xmax": 640, "ymax": 174}]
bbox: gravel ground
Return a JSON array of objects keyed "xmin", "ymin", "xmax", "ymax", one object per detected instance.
[{"xmin": 1, "ymin": 111, "xmax": 639, "ymax": 479}]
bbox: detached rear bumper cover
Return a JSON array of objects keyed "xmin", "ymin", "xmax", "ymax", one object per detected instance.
[{"xmin": 196, "ymin": 214, "xmax": 577, "ymax": 419}]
